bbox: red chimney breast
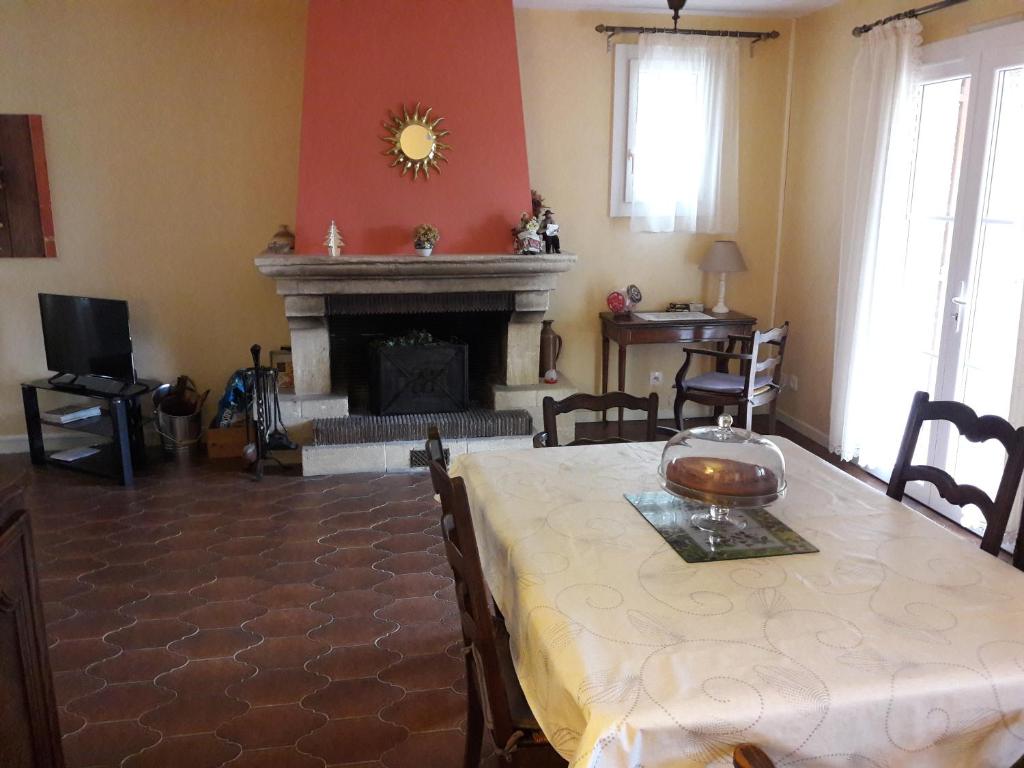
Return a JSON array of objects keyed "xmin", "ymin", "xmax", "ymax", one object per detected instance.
[{"xmin": 294, "ymin": 0, "xmax": 532, "ymax": 255}]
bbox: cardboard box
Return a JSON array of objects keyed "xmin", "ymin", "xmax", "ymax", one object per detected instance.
[{"xmin": 206, "ymin": 425, "xmax": 249, "ymax": 459}]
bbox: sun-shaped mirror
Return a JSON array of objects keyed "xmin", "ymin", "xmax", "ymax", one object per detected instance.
[{"xmin": 381, "ymin": 103, "xmax": 451, "ymax": 180}]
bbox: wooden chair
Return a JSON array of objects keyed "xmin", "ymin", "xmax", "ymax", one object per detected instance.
[
  {"xmin": 428, "ymin": 456, "xmax": 567, "ymax": 767},
  {"xmin": 888, "ymin": 391, "xmax": 1024, "ymax": 568},
  {"xmin": 533, "ymin": 391, "xmax": 658, "ymax": 447},
  {"xmin": 672, "ymin": 322, "xmax": 789, "ymax": 433},
  {"xmin": 733, "ymin": 745, "xmax": 776, "ymax": 768},
  {"xmin": 426, "ymin": 424, "xmax": 447, "ymax": 472}
]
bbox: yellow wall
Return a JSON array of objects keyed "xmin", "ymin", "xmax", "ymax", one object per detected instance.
[
  {"xmin": 775, "ymin": 0, "xmax": 1023, "ymax": 439},
  {"xmin": 514, "ymin": 9, "xmax": 793, "ymax": 413},
  {"xmin": 4, "ymin": 0, "xmax": 1016, "ymax": 446},
  {"xmin": 0, "ymin": 0, "xmax": 305, "ymax": 441}
]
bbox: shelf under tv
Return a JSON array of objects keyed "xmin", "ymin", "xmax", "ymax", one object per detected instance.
[
  {"xmin": 45, "ymin": 413, "xmax": 114, "ymax": 438},
  {"xmin": 22, "ymin": 378, "xmax": 160, "ymax": 486}
]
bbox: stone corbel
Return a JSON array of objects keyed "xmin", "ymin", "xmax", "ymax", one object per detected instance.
[{"xmin": 285, "ymin": 295, "xmax": 330, "ymax": 396}]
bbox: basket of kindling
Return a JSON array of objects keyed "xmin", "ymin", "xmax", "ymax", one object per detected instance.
[{"xmin": 154, "ymin": 376, "xmax": 207, "ymax": 456}]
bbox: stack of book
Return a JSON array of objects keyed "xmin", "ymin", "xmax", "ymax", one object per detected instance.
[{"xmin": 41, "ymin": 404, "xmax": 102, "ymax": 425}]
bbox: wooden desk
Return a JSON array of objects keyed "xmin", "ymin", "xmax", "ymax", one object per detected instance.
[{"xmin": 600, "ymin": 310, "xmax": 757, "ymax": 401}]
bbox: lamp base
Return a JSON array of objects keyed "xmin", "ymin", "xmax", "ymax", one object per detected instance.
[{"xmin": 712, "ymin": 272, "xmax": 730, "ymax": 315}]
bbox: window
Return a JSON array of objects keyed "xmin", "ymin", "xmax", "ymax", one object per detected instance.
[{"xmin": 609, "ymin": 39, "xmax": 739, "ymax": 234}]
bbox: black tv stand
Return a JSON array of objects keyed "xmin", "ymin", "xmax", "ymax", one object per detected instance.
[
  {"xmin": 22, "ymin": 378, "xmax": 159, "ymax": 486},
  {"xmin": 46, "ymin": 373, "xmax": 146, "ymax": 397}
]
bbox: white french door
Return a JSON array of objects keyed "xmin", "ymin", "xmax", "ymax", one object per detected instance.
[{"xmin": 899, "ymin": 22, "xmax": 1024, "ymax": 546}]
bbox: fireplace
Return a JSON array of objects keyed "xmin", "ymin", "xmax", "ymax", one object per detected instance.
[
  {"xmin": 255, "ymin": 252, "xmax": 577, "ymax": 474},
  {"xmin": 326, "ymin": 292, "xmax": 515, "ymax": 414}
]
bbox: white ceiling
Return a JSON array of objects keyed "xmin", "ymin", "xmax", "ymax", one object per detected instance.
[{"xmin": 513, "ymin": 0, "xmax": 840, "ymax": 18}]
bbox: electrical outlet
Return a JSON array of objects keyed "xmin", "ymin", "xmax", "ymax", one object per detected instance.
[
  {"xmin": 789, "ymin": 374, "xmax": 799, "ymax": 392},
  {"xmin": 650, "ymin": 371, "xmax": 663, "ymax": 386}
]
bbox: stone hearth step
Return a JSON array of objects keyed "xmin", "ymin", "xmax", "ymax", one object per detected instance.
[{"xmin": 312, "ymin": 408, "xmax": 533, "ymax": 446}]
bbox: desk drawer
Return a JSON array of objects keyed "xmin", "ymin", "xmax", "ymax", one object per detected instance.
[{"xmin": 618, "ymin": 322, "xmax": 751, "ymax": 345}]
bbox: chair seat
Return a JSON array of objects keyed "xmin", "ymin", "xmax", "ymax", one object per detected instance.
[{"xmin": 681, "ymin": 371, "xmax": 772, "ymax": 394}]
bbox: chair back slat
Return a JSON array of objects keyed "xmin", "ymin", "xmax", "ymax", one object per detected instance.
[
  {"xmin": 540, "ymin": 391, "xmax": 658, "ymax": 446},
  {"xmin": 757, "ymin": 325, "xmax": 788, "ymax": 346},
  {"xmin": 888, "ymin": 390, "xmax": 1024, "ymax": 562},
  {"xmin": 745, "ymin": 322, "xmax": 789, "ymax": 397},
  {"xmin": 427, "ymin": 458, "xmax": 518, "ymax": 741}
]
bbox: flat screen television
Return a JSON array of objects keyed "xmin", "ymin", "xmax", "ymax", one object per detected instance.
[{"xmin": 39, "ymin": 293, "xmax": 136, "ymax": 385}]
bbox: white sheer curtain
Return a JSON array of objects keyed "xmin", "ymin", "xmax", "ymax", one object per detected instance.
[
  {"xmin": 630, "ymin": 35, "xmax": 739, "ymax": 234},
  {"xmin": 830, "ymin": 19, "xmax": 923, "ymax": 468}
]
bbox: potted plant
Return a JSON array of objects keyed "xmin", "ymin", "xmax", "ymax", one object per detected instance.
[{"xmin": 413, "ymin": 224, "xmax": 440, "ymax": 256}]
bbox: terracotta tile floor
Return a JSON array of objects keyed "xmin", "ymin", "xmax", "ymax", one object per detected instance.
[
  {"xmin": 11, "ymin": 421, "xmax": 990, "ymax": 768},
  {"xmin": 16, "ymin": 456, "xmax": 499, "ymax": 768}
]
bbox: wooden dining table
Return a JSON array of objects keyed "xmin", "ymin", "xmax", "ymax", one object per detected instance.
[{"xmin": 450, "ymin": 438, "xmax": 1024, "ymax": 767}]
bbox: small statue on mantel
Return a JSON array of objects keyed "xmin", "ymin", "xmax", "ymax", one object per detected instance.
[
  {"xmin": 541, "ymin": 209, "xmax": 561, "ymax": 254},
  {"xmin": 513, "ymin": 213, "xmax": 544, "ymax": 255},
  {"xmin": 266, "ymin": 224, "xmax": 295, "ymax": 254},
  {"xmin": 324, "ymin": 220, "xmax": 344, "ymax": 257}
]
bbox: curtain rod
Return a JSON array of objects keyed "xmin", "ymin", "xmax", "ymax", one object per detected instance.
[
  {"xmin": 852, "ymin": 0, "xmax": 969, "ymax": 36},
  {"xmin": 595, "ymin": 24, "xmax": 780, "ymax": 52}
]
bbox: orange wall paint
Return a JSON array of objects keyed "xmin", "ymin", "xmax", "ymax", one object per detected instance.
[{"xmin": 295, "ymin": 0, "xmax": 532, "ymax": 255}]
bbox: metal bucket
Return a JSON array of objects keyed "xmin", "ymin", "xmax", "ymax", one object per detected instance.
[{"xmin": 155, "ymin": 406, "xmax": 202, "ymax": 456}]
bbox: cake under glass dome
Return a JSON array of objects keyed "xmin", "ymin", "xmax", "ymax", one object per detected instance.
[{"xmin": 658, "ymin": 414, "xmax": 786, "ymax": 534}]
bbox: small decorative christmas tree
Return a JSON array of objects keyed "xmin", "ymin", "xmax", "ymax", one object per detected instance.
[{"xmin": 324, "ymin": 220, "xmax": 344, "ymax": 257}]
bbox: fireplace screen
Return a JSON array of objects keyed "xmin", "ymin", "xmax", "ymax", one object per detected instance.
[{"xmin": 370, "ymin": 341, "xmax": 468, "ymax": 415}]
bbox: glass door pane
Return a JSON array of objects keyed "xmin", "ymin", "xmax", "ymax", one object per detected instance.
[
  {"xmin": 943, "ymin": 65, "xmax": 1024, "ymax": 534},
  {"xmin": 903, "ymin": 77, "xmax": 970, "ymax": 469}
]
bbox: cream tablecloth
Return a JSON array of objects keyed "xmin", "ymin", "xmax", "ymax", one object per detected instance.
[{"xmin": 450, "ymin": 438, "xmax": 1024, "ymax": 767}]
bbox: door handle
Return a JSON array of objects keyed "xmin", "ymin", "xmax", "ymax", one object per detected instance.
[{"xmin": 951, "ymin": 283, "xmax": 968, "ymax": 332}]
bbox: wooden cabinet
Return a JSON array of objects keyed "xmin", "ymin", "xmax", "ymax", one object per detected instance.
[{"xmin": 0, "ymin": 473, "xmax": 64, "ymax": 768}]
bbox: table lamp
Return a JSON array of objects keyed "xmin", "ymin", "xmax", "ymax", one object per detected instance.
[{"xmin": 700, "ymin": 240, "xmax": 747, "ymax": 314}]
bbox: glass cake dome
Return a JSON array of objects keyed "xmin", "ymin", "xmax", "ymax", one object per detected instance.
[{"xmin": 658, "ymin": 414, "xmax": 786, "ymax": 534}]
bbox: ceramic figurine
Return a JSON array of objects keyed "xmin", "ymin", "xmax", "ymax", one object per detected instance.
[
  {"xmin": 515, "ymin": 215, "xmax": 544, "ymax": 254},
  {"xmin": 266, "ymin": 224, "xmax": 295, "ymax": 254},
  {"xmin": 541, "ymin": 210, "xmax": 561, "ymax": 254}
]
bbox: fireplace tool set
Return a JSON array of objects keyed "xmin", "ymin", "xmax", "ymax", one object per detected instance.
[{"xmin": 243, "ymin": 344, "xmax": 298, "ymax": 479}]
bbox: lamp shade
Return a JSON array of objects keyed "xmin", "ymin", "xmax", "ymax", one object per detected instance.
[{"xmin": 700, "ymin": 241, "xmax": 747, "ymax": 273}]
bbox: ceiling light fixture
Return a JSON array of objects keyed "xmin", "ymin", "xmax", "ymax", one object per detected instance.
[{"xmin": 667, "ymin": 0, "xmax": 687, "ymax": 31}]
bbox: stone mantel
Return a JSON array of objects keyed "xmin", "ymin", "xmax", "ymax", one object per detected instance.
[
  {"xmin": 255, "ymin": 252, "xmax": 576, "ymax": 395},
  {"xmin": 255, "ymin": 252, "xmax": 576, "ymax": 297}
]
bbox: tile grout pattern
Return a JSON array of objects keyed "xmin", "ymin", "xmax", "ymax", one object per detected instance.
[{"xmin": 21, "ymin": 458, "xmax": 499, "ymax": 768}]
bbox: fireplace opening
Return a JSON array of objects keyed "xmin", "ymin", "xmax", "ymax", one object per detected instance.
[{"xmin": 329, "ymin": 309, "xmax": 511, "ymax": 414}]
